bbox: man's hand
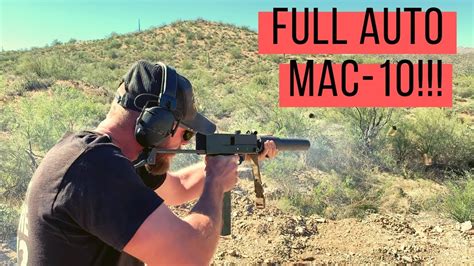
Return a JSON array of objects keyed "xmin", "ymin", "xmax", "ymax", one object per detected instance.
[
  {"xmin": 258, "ymin": 140, "xmax": 278, "ymax": 160},
  {"xmin": 205, "ymin": 155, "xmax": 239, "ymax": 192},
  {"xmin": 244, "ymin": 140, "xmax": 279, "ymax": 162}
]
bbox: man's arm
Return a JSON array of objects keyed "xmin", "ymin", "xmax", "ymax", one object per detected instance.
[
  {"xmin": 155, "ymin": 162, "xmax": 206, "ymax": 206},
  {"xmin": 123, "ymin": 155, "xmax": 238, "ymax": 265},
  {"xmin": 155, "ymin": 140, "xmax": 278, "ymax": 206}
]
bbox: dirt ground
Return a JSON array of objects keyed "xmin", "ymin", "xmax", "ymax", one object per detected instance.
[
  {"xmin": 208, "ymin": 180, "xmax": 473, "ymax": 264},
  {"xmin": 1, "ymin": 179, "xmax": 472, "ymax": 265}
]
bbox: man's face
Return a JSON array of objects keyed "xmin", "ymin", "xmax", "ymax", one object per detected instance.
[{"xmin": 145, "ymin": 126, "xmax": 193, "ymax": 175}]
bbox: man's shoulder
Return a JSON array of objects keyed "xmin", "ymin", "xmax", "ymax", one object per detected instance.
[
  {"xmin": 31, "ymin": 131, "xmax": 124, "ymax": 185},
  {"xmin": 55, "ymin": 131, "xmax": 123, "ymax": 160},
  {"xmin": 61, "ymin": 130, "xmax": 116, "ymax": 150},
  {"xmin": 62, "ymin": 131, "xmax": 132, "ymax": 173}
]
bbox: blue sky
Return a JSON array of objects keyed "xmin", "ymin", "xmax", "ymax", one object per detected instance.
[{"xmin": 1, "ymin": 0, "xmax": 473, "ymax": 51}]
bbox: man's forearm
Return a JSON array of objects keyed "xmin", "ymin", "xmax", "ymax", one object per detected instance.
[
  {"xmin": 174, "ymin": 162, "xmax": 206, "ymax": 198},
  {"xmin": 183, "ymin": 179, "xmax": 224, "ymax": 263},
  {"xmin": 155, "ymin": 162, "xmax": 206, "ymax": 205}
]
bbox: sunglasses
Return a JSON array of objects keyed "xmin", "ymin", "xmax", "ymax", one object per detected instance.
[{"xmin": 182, "ymin": 129, "xmax": 195, "ymax": 141}]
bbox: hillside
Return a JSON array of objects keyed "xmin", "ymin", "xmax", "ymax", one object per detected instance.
[{"xmin": 0, "ymin": 20, "xmax": 473, "ymax": 264}]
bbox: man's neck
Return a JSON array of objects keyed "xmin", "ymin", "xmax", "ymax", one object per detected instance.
[{"xmin": 95, "ymin": 120, "xmax": 143, "ymax": 161}]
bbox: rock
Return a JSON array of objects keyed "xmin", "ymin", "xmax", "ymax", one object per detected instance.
[
  {"xmin": 460, "ymin": 221, "xmax": 472, "ymax": 232},
  {"xmin": 229, "ymin": 249, "xmax": 240, "ymax": 257},
  {"xmin": 295, "ymin": 226, "xmax": 306, "ymax": 236},
  {"xmin": 432, "ymin": 226, "xmax": 443, "ymax": 233},
  {"xmin": 233, "ymin": 189, "xmax": 244, "ymax": 196},
  {"xmin": 245, "ymin": 204, "xmax": 254, "ymax": 215},
  {"xmin": 291, "ymin": 242, "xmax": 304, "ymax": 249},
  {"xmin": 316, "ymin": 218, "xmax": 326, "ymax": 223},
  {"xmin": 402, "ymin": 255, "xmax": 413, "ymax": 263},
  {"xmin": 267, "ymin": 217, "xmax": 273, "ymax": 222}
]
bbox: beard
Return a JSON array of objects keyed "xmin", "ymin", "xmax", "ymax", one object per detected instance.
[{"xmin": 145, "ymin": 154, "xmax": 171, "ymax": 175}]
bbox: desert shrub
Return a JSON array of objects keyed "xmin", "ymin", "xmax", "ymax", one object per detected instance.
[
  {"xmin": 267, "ymin": 54, "xmax": 285, "ymax": 64},
  {"xmin": 454, "ymin": 86, "xmax": 474, "ymax": 99},
  {"xmin": 181, "ymin": 59, "xmax": 194, "ymax": 70},
  {"xmin": 0, "ymin": 204, "xmax": 19, "ymax": 240},
  {"xmin": 184, "ymin": 30, "xmax": 196, "ymax": 41},
  {"xmin": 103, "ymin": 60, "xmax": 120, "ymax": 70},
  {"xmin": 106, "ymin": 39, "xmax": 122, "ymax": 49},
  {"xmin": 141, "ymin": 50, "xmax": 159, "ymax": 62},
  {"xmin": 22, "ymin": 76, "xmax": 53, "ymax": 91},
  {"xmin": 107, "ymin": 49, "xmax": 120, "ymax": 59},
  {"xmin": 123, "ymin": 38, "xmax": 134, "ymax": 46},
  {"xmin": 279, "ymin": 193, "xmax": 322, "ymax": 216},
  {"xmin": 78, "ymin": 63, "xmax": 121, "ymax": 89},
  {"xmin": 0, "ymin": 76, "xmax": 53, "ymax": 98},
  {"xmin": 16, "ymin": 54, "xmax": 78, "ymax": 80},
  {"xmin": 391, "ymin": 109, "xmax": 473, "ymax": 174},
  {"xmin": 228, "ymin": 47, "xmax": 243, "ymax": 59},
  {"xmin": 72, "ymin": 51, "xmax": 95, "ymax": 63},
  {"xmin": 0, "ymin": 86, "xmax": 106, "ymax": 200},
  {"xmin": 342, "ymin": 108, "xmax": 394, "ymax": 154},
  {"xmin": 277, "ymin": 172, "xmax": 378, "ymax": 219},
  {"xmin": 167, "ymin": 35, "xmax": 178, "ymax": 46},
  {"xmin": 454, "ymin": 74, "xmax": 474, "ymax": 97},
  {"xmin": 51, "ymin": 39, "xmax": 62, "ymax": 46},
  {"xmin": 444, "ymin": 174, "xmax": 474, "ymax": 222}
]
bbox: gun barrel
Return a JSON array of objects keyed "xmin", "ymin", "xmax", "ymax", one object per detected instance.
[{"xmin": 259, "ymin": 136, "xmax": 310, "ymax": 151}]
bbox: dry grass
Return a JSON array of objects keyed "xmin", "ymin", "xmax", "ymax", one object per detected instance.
[{"xmin": 378, "ymin": 174, "xmax": 447, "ymax": 215}]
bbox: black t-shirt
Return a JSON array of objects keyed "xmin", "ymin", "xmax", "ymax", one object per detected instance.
[{"xmin": 17, "ymin": 131, "xmax": 163, "ymax": 266}]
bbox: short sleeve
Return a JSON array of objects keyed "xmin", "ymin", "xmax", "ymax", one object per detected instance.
[{"xmin": 58, "ymin": 146, "xmax": 163, "ymax": 250}]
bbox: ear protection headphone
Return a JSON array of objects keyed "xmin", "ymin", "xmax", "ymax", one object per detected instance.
[{"xmin": 134, "ymin": 62, "xmax": 180, "ymax": 147}]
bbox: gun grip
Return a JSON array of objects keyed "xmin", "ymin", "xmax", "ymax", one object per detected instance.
[{"xmin": 221, "ymin": 191, "xmax": 231, "ymax": 236}]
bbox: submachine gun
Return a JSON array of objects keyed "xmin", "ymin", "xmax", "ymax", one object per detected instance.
[{"xmin": 135, "ymin": 131, "xmax": 311, "ymax": 236}]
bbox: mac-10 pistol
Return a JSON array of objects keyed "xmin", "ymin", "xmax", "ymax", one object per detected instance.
[{"xmin": 136, "ymin": 131, "xmax": 311, "ymax": 236}]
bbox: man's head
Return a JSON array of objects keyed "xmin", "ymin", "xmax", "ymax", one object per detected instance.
[
  {"xmin": 106, "ymin": 60, "xmax": 215, "ymax": 173},
  {"xmin": 117, "ymin": 60, "xmax": 216, "ymax": 147}
]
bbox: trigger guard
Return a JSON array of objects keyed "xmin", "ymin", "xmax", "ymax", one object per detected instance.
[{"xmin": 238, "ymin": 155, "xmax": 245, "ymax": 165}]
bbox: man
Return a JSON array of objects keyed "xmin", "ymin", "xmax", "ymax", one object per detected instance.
[{"xmin": 17, "ymin": 60, "xmax": 277, "ymax": 265}]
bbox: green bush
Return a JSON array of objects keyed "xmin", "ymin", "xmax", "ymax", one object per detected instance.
[
  {"xmin": 16, "ymin": 54, "xmax": 78, "ymax": 80},
  {"xmin": 228, "ymin": 47, "xmax": 243, "ymax": 59},
  {"xmin": 78, "ymin": 63, "xmax": 121, "ymax": 89},
  {"xmin": 107, "ymin": 49, "xmax": 120, "ymax": 59},
  {"xmin": 51, "ymin": 39, "xmax": 62, "ymax": 46},
  {"xmin": 277, "ymin": 172, "xmax": 379, "ymax": 219},
  {"xmin": 454, "ymin": 74, "xmax": 474, "ymax": 98},
  {"xmin": 0, "ymin": 86, "xmax": 106, "ymax": 199},
  {"xmin": 0, "ymin": 204, "xmax": 19, "ymax": 240},
  {"xmin": 444, "ymin": 174, "xmax": 474, "ymax": 222},
  {"xmin": 454, "ymin": 86, "xmax": 474, "ymax": 99},
  {"xmin": 389, "ymin": 109, "xmax": 473, "ymax": 174},
  {"xmin": 106, "ymin": 39, "xmax": 122, "ymax": 49}
]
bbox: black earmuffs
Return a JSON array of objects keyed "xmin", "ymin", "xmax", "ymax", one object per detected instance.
[{"xmin": 134, "ymin": 62, "xmax": 179, "ymax": 147}]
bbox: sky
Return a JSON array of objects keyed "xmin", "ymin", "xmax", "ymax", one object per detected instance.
[{"xmin": 1, "ymin": 0, "xmax": 473, "ymax": 51}]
